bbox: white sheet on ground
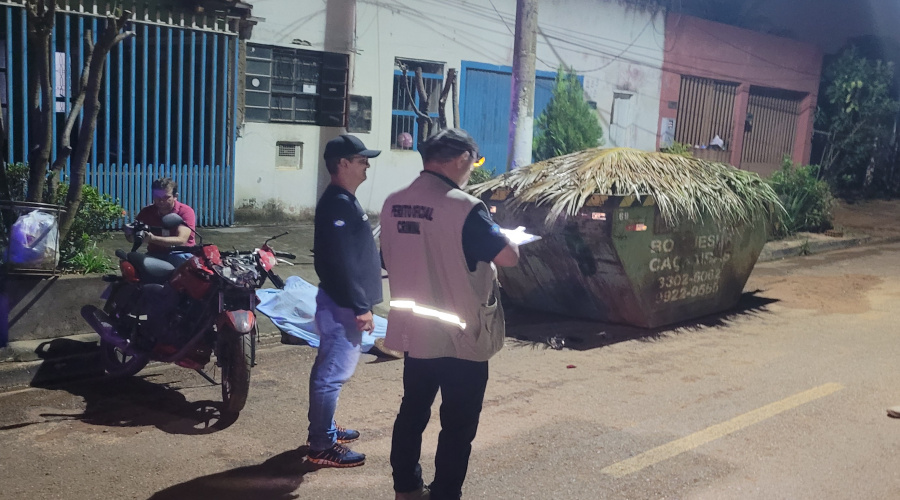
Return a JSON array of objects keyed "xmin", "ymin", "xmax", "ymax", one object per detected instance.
[{"xmin": 255, "ymin": 276, "xmax": 386, "ymax": 353}]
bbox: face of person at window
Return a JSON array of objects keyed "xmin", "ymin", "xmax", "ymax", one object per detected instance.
[{"xmin": 152, "ymin": 188, "xmax": 176, "ymax": 215}]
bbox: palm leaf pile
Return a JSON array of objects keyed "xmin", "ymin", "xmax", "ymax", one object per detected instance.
[{"xmin": 469, "ymin": 147, "xmax": 784, "ymax": 228}]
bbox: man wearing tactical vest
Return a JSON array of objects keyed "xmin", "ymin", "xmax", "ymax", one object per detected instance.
[{"xmin": 380, "ymin": 128, "xmax": 520, "ymax": 500}]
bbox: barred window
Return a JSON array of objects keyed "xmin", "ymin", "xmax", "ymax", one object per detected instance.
[
  {"xmin": 245, "ymin": 44, "xmax": 348, "ymax": 127},
  {"xmin": 391, "ymin": 58, "xmax": 443, "ymax": 151}
]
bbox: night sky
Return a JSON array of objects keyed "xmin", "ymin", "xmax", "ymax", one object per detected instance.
[{"xmin": 756, "ymin": 0, "xmax": 900, "ymax": 54}]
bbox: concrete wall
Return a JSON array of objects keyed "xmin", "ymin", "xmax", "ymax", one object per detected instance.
[
  {"xmin": 237, "ymin": 0, "xmax": 665, "ymax": 213},
  {"xmin": 658, "ymin": 13, "xmax": 823, "ymax": 170},
  {"xmin": 2, "ymin": 275, "xmax": 107, "ymax": 342}
]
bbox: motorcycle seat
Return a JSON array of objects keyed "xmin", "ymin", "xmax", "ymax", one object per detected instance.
[{"xmin": 127, "ymin": 252, "xmax": 176, "ymax": 284}]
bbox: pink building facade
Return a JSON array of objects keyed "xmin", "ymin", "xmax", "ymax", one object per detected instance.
[{"xmin": 658, "ymin": 14, "xmax": 823, "ymax": 176}]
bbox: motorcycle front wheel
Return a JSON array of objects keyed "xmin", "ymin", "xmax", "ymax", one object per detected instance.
[
  {"xmin": 217, "ymin": 328, "xmax": 253, "ymax": 414},
  {"xmin": 100, "ymin": 340, "xmax": 149, "ymax": 377}
]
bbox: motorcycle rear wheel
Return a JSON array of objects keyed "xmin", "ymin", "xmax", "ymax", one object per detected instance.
[
  {"xmin": 218, "ymin": 328, "xmax": 253, "ymax": 414},
  {"xmin": 100, "ymin": 340, "xmax": 149, "ymax": 377}
]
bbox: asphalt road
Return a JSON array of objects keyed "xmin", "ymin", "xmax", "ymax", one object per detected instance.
[{"xmin": 1, "ymin": 243, "xmax": 900, "ymax": 499}]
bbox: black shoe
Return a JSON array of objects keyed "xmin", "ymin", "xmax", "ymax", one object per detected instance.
[
  {"xmin": 395, "ymin": 485, "xmax": 430, "ymax": 499},
  {"xmin": 307, "ymin": 443, "xmax": 366, "ymax": 468}
]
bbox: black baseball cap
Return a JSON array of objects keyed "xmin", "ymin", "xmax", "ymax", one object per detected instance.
[
  {"xmin": 323, "ymin": 135, "xmax": 381, "ymax": 160},
  {"xmin": 420, "ymin": 128, "xmax": 479, "ymax": 162}
]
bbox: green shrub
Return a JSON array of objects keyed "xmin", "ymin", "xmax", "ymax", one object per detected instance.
[
  {"xmin": 66, "ymin": 241, "xmax": 114, "ymax": 274},
  {"xmin": 53, "ymin": 183, "xmax": 124, "ymax": 264},
  {"xmin": 533, "ymin": 67, "xmax": 603, "ymax": 161},
  {"xmin": 767, "ymin": 158, "xmax": 834, "ymax": 238},
  {"xmin": 468, "ymin": 166, "xmax": 494, "ymax": 185},
  {"xmin": 1, "ymin": 163, "xmax": 123, "ymax": 271},
  {"xmin": 660, "ymin": 141, "xmax": 694, "ymax": 158},
  {"xmin": 3, "ymin": 163, "xmax": 29, "ymax": 200}
]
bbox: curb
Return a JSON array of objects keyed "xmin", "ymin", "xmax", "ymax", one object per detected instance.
[
  {"xmin": 758, "ymin": 234, "xmax": 900, "ymax": 262},
  {"xmin": 758, "ymin": 235, "xmax": 869, "ymax": 262}
]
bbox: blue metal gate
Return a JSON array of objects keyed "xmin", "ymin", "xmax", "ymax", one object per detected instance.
[
  {"xmin": 0, "ymin": 1, "xmax": 238, "ymax": 226},
  {"xmin": 460, "ymin": 61, "xmax": 558, "ymax": 175}
]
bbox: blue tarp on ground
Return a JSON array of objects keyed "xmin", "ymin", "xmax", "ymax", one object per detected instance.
[{"xmin": 255, "ymin": 276, "xmax": 386, "ymax": 353}]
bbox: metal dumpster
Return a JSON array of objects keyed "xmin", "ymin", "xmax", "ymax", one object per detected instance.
[{"xmin": 483, "ymin": 190, "xmax": 766, "ymax": 328}]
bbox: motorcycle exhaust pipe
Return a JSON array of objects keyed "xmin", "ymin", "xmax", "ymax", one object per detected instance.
[{"xmin": 81, "ymin": 305, "xmax": 131, "ymax": 352}]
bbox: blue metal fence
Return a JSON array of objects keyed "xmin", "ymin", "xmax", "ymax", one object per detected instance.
[{"xmin": 0, "ymin": 1, "xmax": 238, "ymax": 226}]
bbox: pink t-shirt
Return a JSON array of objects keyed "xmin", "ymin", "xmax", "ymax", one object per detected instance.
[{"xmin": 136, "ymin": 200, "xmax": 196, "ymax": 253}]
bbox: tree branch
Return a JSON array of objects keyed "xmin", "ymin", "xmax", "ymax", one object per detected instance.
[
  {"xmin": 58, "ymin": 10, "xmax": 134, "ymax": 243},
  {"xmin": 452, "ymin": 69, "xmax": 460, "ymax": 128},
  {"xmin": 400, "ymin": 67, "xmax": 429, "ymax": 121},
  {"xmin": 438, "ymin": 68, "xmax": 456, "ymax": 130},
  {"xmin": 25, "ymin": 0, "xmax": 56, "ymax": 202},
  {"xmin": 413, "ymin": 67, "xmax": 434, "ymax": 141},
  {"xmin": 49, "ymin": 31, "xmax": 98, "ymax": 199}
]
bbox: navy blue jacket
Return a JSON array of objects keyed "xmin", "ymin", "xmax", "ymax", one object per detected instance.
[{"xmin": 313, "ymin": 185, "xmax": 383, "ymax": 315}]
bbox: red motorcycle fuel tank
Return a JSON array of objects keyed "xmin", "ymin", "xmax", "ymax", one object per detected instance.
[
  {"xmin": 203, "ymin": 245, "xmax": 223, "ymax": 266},
  {"xmin": 169, "ymin": 256, "xmax": 214, "ymax": 300}
]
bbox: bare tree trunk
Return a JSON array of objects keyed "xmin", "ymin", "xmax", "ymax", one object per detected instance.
[
  {"xmin": 0, "ymin": 105, "xmax": 15, "ymax": 230},
  {"xmin": 49, "ymin": 30, "xmax": 95, "ymax": 201},
  {"xmin": 438, "ymin": 68, "xmax": 456, "ymax": 130},
  {"xmin": 452, "ymin": 70, "xmax": 460, "ymax": 128},
  {"xmin": 414, "ymin": 67, "xmax": 432, "ymax": 141},
  {"xmin": 400, "ymin": 66, "xmax": 433, "ymax": 145},
  {"xmin": 864, "ymin": 137, "xmax": 878, "ymax": 190},
  {"xmin": 58, "ymin": 11, "xmax": 134, "ymax": 242},
  {"xmin": 25, "ymin": 0, "xmax": 56, "ymax": 203}
]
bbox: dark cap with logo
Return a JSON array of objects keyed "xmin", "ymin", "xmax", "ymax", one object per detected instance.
[
  {"xmin": 323, "ymin": 135, "xmax": 382, "ymax": 160},
  {"xmin": 420, "ymin": 128, "xmax": 479, "ymax": 162}
]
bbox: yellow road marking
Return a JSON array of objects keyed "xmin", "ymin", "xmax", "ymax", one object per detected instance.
[{"xmin": 601, "ymin": 382, "xmax": 844, "ymax": 478}]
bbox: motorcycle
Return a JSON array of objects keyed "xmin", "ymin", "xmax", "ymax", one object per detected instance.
[{"xmin": 81, "ymin": 214, "xmax": 295, "ymax": 414}]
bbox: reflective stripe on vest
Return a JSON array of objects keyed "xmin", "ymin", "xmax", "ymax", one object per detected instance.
[{"xmin": 390, "ymin": 300, "xmax": 467, "ymax": 329}]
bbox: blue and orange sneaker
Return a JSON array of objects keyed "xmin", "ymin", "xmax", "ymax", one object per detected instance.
[
  {"xmin": 307, "ymin": 443, "xmax": 366, "ymax": 468},
  {"xmin": 336, "ymin": 425, "xmax": 360, "ymax": 444}
]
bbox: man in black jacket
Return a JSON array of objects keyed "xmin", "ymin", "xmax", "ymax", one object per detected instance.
[{"xmin": 306, "ymin": 135, "xmax": 383, "ymax": 468}]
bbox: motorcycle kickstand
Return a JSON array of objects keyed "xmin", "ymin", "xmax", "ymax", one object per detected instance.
[{"xmin": 195, "ymin": 368, "xmax": 219, "ymax": 385}]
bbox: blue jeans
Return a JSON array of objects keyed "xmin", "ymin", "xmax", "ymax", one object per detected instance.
[
  {"xmin": 307, "ymin": 289, "xmax": 363, "ymax": 451},
  {"xmin": 147, "ymin": 251, "xmax": 192, "ymax": 267}
]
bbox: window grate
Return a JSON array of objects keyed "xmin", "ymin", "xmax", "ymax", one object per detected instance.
[
  {"xmin": 278, "ymin": 144, "xmax": 297, "ymax": 157},
  {"xmin": 276, "ymin": 141, "xmax": 303, "ymax": 169},
  {"xmin": 391, "ymin": 57, "xmax": 444, "ymax": 151},
  {"xmin": 245, "ymin": 44, "xmax": 347, "ymax": 126}
]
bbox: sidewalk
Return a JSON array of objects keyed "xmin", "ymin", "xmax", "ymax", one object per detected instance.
[{"xmin": 2, "ymin": 201, "xmax": 898, "ymax": 390}]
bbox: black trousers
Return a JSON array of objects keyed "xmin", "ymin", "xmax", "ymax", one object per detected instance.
[{"xmin": 391, "ymin": 355, "xmax": 489, "ymax": 500}]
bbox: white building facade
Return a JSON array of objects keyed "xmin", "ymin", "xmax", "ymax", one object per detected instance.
[{"xmin": 236, "ymin": 0, "xmax": 665, "ymax": 214}]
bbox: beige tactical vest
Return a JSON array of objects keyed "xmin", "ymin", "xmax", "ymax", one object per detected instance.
[{"xmin": 380, "ymin": 172, "xmax": 505, "ymax": 362}]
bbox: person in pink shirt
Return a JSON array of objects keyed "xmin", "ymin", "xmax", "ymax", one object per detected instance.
[{"xmin": 125, "ymin": 177, "xmax": 196, "ymax": 266}]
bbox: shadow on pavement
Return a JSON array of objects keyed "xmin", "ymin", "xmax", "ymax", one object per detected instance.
[
  {"xmin": 148, "ymin": 447, "xmax": 316, "ymax": 500},
  {"xmin": 27, "ymin": 338, "xmax": 107, "ymax": 385},
  {"xmin": 506, "ymin": 290, "xmax": 779, "ymax": 351},
  {"xmin": 34, "ymin": 373, "xmax": 237, "ymax": 435}
]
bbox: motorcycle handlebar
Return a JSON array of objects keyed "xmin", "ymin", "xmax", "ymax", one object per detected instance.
[
  {"xmin": 130, "ymin": 235, "xmax": 144, "ymax": 253},
  {"xmin": 219, "ymin": 249, "xmax": 296, "ymax": 259},
  {"xmin": 220, "ymin": 250, "xmax": 252, "ymax": 257}
]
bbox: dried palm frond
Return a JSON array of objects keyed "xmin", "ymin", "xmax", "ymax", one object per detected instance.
[{"xmin": 469, "ymin": 147, "xmax": 784, "ymax": 227}]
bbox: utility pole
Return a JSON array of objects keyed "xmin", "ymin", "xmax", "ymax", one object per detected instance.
[{"xmin": 507, "ymin": 0, "xmax": 538, "ymax": 171}]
